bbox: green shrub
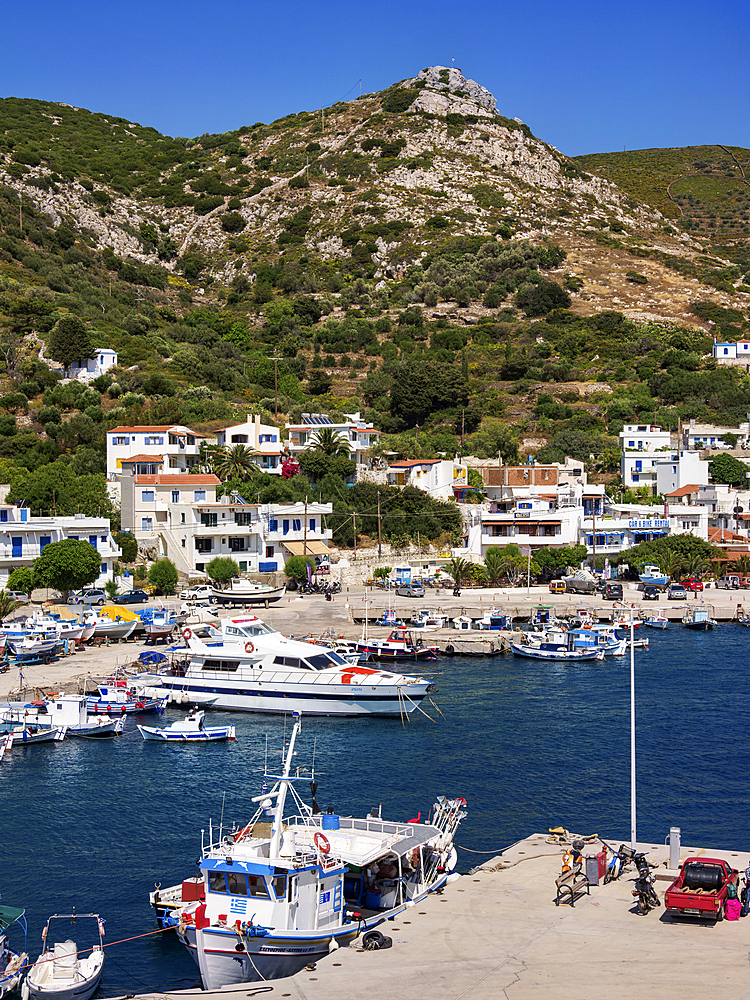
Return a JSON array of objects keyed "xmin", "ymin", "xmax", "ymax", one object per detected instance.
[{"xmin": 221, "ymin": 211, "xmax": 246, "ymax": 232}]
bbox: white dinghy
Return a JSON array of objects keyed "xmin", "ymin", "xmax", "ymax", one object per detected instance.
[{"xmin": 22, "ymin": 915, "xmax": 105, "ymax": 1000}]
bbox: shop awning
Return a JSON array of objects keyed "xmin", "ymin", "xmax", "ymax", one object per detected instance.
[{"xmin": 282, "ymin": 540, "xmax": 329, "ymax": 556}]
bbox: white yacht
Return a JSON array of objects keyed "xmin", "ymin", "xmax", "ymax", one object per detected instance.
[{"xmin": 134, "ymin": 616, "xmax": 436, "ymax": 716}]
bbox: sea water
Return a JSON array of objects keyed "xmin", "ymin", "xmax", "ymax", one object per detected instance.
[{"xmin": 2, "ymin": 625, "xmax": 748, "ymax": 994}]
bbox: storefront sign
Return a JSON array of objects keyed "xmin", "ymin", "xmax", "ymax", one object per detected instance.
[{"xmin": 628, "ymin": 519, "xmax": 669, "ymax": 529}]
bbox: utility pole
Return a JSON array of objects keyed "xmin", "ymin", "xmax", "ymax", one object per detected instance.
[
  {"xmin": 304, "ymin": 496, "xmax": 308, "ymax": 557},
  {"xmin": 377, "ymin": 491, "xmax": 382, "ymax": 559},
  {"xmin": 461, "ymin": 408, "xmax": 465, "ymax": 453},
  {"xmin": 353, "ymin": 510, "xmax": 357, "ymax": 558},
  {"xmin": 592, "ymin": 507, "xmax": 597, "ymax": 573},
  {"xmin": 268, "ymin": 353, "xmax": 283, "ymax": 419}
]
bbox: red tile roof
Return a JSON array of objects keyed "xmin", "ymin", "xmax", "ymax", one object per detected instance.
[
  {"xmin": 708, "ymin": 527, "xmax": 747, "ymax": 543},
  {"xmin": 120, "ymin": 454, "xmax": 165, "ymax": 464},
  {"xmin": 389, "ymin": 459, "xmax": 441, "ymax": 468},
  {"xmin": 133, "ymin": 474, "xmax": 220, "ymax": 486},
  {"xmin": 109, "ymin": 424, "xmax": 209, "ymax": 437},
  {"xmin": 665, "ymin": 484, "xmax": 704, "ymax": 497}
]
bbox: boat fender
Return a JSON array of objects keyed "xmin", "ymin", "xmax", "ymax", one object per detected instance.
[
  {"xmin": 314, "ymin": 831, "xmax": 331, "ymax": 855},
  {"xmin": 135, "ymin": 701, "xmax": 145, "ymax": 711},
  {"xmin": 445, "ymin": 645, "xmax": 454, "ymax": 655},
  {"xmin": 245, "ymin": 641, "xmax": 255, "ymax": 654},
  {"xmin": 182, "ymin": 627, "xmax": 192, "ymax": 641}
]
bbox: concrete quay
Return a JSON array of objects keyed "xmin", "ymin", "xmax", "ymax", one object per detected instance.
[{"xmin": 109, "ymin": 833, "xmax": 750, "ymax": 1000}]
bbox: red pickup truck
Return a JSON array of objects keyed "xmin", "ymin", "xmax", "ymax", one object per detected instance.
[{"xmin": 664, "ymin": 857, "xmax": 738, "ymax": 921}]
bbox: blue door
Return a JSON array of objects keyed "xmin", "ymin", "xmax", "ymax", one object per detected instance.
[{"xmin": 11, "ymin": 537, "xmax": 22, "ymax": 558}]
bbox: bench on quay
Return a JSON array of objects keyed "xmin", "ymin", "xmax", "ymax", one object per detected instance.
[{"xmin": 555, "ymin": 865, "xmax": 590, "ymax": 907}]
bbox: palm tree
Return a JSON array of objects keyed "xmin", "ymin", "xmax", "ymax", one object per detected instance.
[
  {"xmin": 0, "ymin": 591, "xmax": 21, "ymax": 620},
  {"xmin": 659, "ymin": 551, "xmax": 685, "ymax": 582},
  {"xmin": 446, "ymin": 556, "xmax": 472, "ymax": 591},
  {"xmin": 215, "ymin": 444, "xmax": 260, "ymax": 482},
  {"xmin": 483, "ymin": 547, "xmax": 505, "ymax": 586},
  {"xmin": 310, "ymin": 427, "xmax": 351, "ymax": 458},
  {"xmin": 683, "ymin": 553, "xmax": 709, "ymax": 579},
  {"xmin": 734, "ymin": 554, "xmax": 750, "ymax": 576}
]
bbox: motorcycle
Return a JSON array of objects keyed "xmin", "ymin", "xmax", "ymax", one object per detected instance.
[
  {"xmin": 603, "ymin": 843, "xmax": 636, "ymax": 884},
  {"xmin": 631, "ymin": 851, "xmax": 661, "ymax": 914}
]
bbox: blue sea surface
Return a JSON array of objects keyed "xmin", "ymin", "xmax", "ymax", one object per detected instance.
[{"xmin": 2, "ymin": 625, "xmax": 748, "ymax": 994}]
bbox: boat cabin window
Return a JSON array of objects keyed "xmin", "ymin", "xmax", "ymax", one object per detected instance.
[
  {"xmin": 327, "ymin": 651, "xmax": 347, "ymax": 665},
  {"xmin": 226, "ymin": 872, "xmax": 247, "ymax": 896},
  {"xmin": 304, "ymin": 653, "xmax": 337, "ymax": 671},
  {"xmin": 201, "ymin": 659, "xmax": 240, "ymax": 672},
  {"xmin": 274, "ymin": 656, "xmax": 304, "ymax": 668},
  {"xmin": 272, "ymin": 869, "xmax": 287, "ymax": 899},
  {"xmin": 208, "ymin": 871, "xmax": 228, "ymax": 893},
  {"xmin": 208, "ymin": 871, "xmax": 270, "ymax": 898}
]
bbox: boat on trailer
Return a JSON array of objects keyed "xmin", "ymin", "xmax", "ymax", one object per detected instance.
[
  {"xmin": 159, "ymin": 713, "xmax": 465, "ymax": 986},
  {"xmin": 211, "ymin": 578, "xmax": 286, "ymax": 608}
]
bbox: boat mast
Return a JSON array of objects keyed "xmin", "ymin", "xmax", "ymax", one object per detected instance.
[{"xmin": 269, "ymin": 713, "xmax": 302, "ymax": 858}]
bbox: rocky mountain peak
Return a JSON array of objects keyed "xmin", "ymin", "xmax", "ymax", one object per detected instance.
[{"xmin": 404, "ymin": 65, "xmax": 498, "ymax": 118}]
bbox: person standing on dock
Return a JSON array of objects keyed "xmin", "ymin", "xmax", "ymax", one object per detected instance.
[{"xmin": 742, "ymin": 862, "xmax": 750, "ymax": 917}]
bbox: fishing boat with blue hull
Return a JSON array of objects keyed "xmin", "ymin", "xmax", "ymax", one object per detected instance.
[
  {"xmin": 85, "ymin": 683, "xmax": 166, "ymax": 716},
  {"xmin": 511, "ymin": 628, "xmax": 605, "ymax": 661},
  {"xmin": 133, "ymin": 616, "xmax": 436, "ymax": 716},
  {"xmin": 138, "ymin": 709, "xmax": 235, "ymax": 742},
  {"xmin": 163, "ymin": 714, "xmax": 465, "ymax": 987},
  {"xmin": 639, "ymin": 563, "xmax": 669, "ymax": 588},
  {"xmin": 683, "ymin": 606, "xmax": 717, "ymax": 631},
  {"xmin": 0, "ymin": 905, "xmax": 27, "ymax": 999}
]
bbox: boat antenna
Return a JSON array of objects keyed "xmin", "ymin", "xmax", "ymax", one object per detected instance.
[{"xmin": 220, "ymin": 791, "xmax": 226, "ymax": 838}]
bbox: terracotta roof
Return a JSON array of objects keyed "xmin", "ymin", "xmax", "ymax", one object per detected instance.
[
  {"xmin": 120, "ymin": 454, "xmax": 165, "ymax": 464},
  {"xmin": 133, "ymin": 474, "xmax": 220, "ymax": 486},
  {"xmin": 708, "ymin": 527, "xmax": 747, "ymax": 543},
  {"xmin": 389, "ymin": 459, "xmax": 441, "ymax": 468},
  {"xmin": 665, "ymin": 484, "xmax": 704, "ymax": 497}
]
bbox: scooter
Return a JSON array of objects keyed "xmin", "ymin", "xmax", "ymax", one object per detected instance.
[
  {"xmin": 603, "ymin": 843, "xmax": 636, "ymax": 884},
  {"xmin": 631, "ymin": 851, "xmax": 661, "ymax": 914}
]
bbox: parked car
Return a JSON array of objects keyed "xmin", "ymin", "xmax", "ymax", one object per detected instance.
[
  {"xmin": 179, "ymin": 584, "xmax": 214, "ymax": 600},
  {"xmin": 115, "ymin": 589, "xmax": 150, "ymax": 604},
  {"xmin": 603, "ymin": 582, "xmax": 623, "ymax": 600},
  {"xmin": 716, "ymin": 576, "xmax": 740, "ymax": 590},
  {"xmin": 549, "ymin": 580, "xmax": 567, "ymax": 594},
  {"xmin": 683, "ymin": 578, "xmax": 704, "ymax": 592},
  {"xmin": 642, "ymin": 586, "xmax": 660, "ymax": 600},
  {"xmin": 395, "ymin": 584, "xmax": 425, "ymax": 598},
  {"xmin": 6, "ymin": 591, "xmax": 30, "ymax": 603},
  {"xmin": 668, "ymin": 583, "xmax": 687, "ymax": 600},
  {"xmin": 68, "ymin": 588, "xmax": 107, "ymax": 605}
]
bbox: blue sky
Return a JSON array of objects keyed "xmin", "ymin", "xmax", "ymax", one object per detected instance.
[{"xmin": 2, "ymin": 0, "xmax": 748, "ymax": 157}]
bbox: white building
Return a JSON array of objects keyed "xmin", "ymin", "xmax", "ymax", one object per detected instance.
[
  {"xmin": 215, "ymin": 415, "xmax": 283, "ymax": 475},
  {"xmin": 386, "ymin": 458, "xmax": 468, "ymax": 501},
  {"xmin": 579, "ymin": 503, "xmax": 710, "ymax": 561},
  {"xmin": 285, "ymin": 412, "xmax": 379, "ymax": 469},
  {"xmin": 681, "ymin": 419, "xmax": 750, "ymax": 451},
  {"xmin": 654, "ymin": 450, "xmax": 710, "ymax": 495},
  {"xmin": 0, "ymin": 505, "xmax": 119, "ymax": 589},
  {"xmin": 619, "ymin": 424, "xmax": 674, "ymax": 489},
  {"xmin": 119, "ymin": 467, "xmax": 331, "ymax": 577},
  {"xmin": 107, "ymin": 424, "xmax": 209, "ymax": 495},
  {"xmin": 70, "ymin": 348, "xmax": 118, "ymax": 381}
]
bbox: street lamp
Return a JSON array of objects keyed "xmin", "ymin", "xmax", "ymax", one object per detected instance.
[{"xmin": 617, "ymin": 599, "xmax": 637, "ymax": 849}]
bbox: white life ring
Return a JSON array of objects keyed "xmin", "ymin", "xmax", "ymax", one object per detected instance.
[
  {"xmin": 245, "ymin": 641, "xmax": 255, "ymax": 654},
  {"xmin": 314, "ymin": 831, "xmax": 330, "ymax": 855},
  {"xmin": 182, "ymin": 627, "xmax": 192, "ymax": 641}
]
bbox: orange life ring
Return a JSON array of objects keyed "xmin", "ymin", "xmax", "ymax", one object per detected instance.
[
  {"xmin": 245, "ymin": 641, "xmax": 255, "ymax": 654},
  {"xmin": 314, "ymin": 831, "xmax": 330, "ymax": 855},
  {"xmin": 182, "ymin": 627, "xmax": 192, "ymax": 641}
]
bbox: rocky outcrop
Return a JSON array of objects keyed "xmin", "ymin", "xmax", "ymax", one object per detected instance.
[{"xmin": 408, "ymin": 66, "xmax": 498, "ymax": 114}]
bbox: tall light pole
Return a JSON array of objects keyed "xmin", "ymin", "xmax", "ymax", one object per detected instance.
[{"xmin": 619, "ymin": 599, "xmax": 637, "ymax": 848}]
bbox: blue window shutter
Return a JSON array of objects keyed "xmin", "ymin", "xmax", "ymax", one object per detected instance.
[
  {"xmin": 101, "ymin": 563, "xmax": 106, "ymax": 574},
  {"xmin": 40, "ymin": 535, "xmax": 51, "ymax": 554},
  {"xmin": 11, "ymin": 537, "xmax": 22, "ymax": 557},
  {"xmin": 283, "ymin": 520, "xmax": 289, "ymax": 534},
  {"xmin": 310, "ymin": 518, "xmax": 316, "ymax": 532},
  {"xmin": 89, "ymin": 535, "xmax": 98, "ymax": 549}
]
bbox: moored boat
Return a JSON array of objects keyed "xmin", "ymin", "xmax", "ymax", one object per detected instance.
[
  {"xmin": 22, "ymin": 914, "xmax": 105, "ymax": 1000},
  {"xmin": 138, "ymin": 709, "xmax": 235, "ymax": 742},
  {"xmin": 0, "ymin": 904, "xmax": 27, "ymax": 999},
  {"xmin": 163, "ymin": 713, "xmax": 465, "ymax": 986},
  {"xmin": 511, "ymin": 628, "xmax": 605, "ymax": 661},
  {"xmin": 644, "ymin": 615, "xmax": 668, "ymax": 629},
  {"xmin": 682, "ymin": 606, "xmax": 716, "ymax": 631},
  {"xmin": 133, "ymin": 616, "xmax": 437, "ymax": 716}
]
